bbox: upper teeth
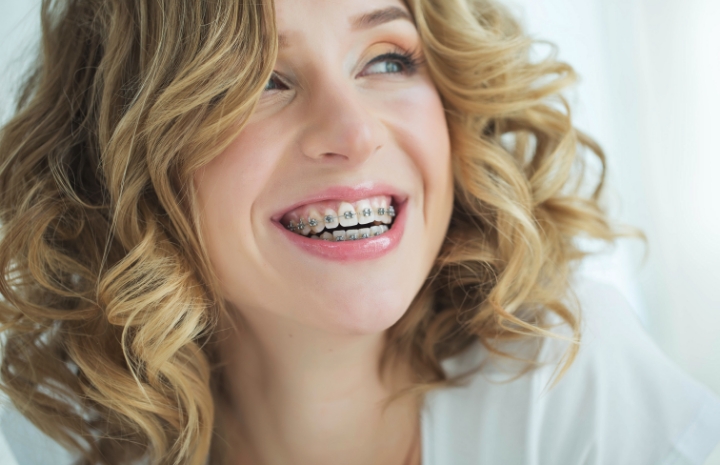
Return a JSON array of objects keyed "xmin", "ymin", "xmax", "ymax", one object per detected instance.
[
  {"xmin": 287, "ymin": 206, "xmax": 392, "ymax": 230},
  {"xmin": 283, "ymin": 196, "xmax": 396, "ymax": 239},
  {"xmin": 338, "ymin": 202, "xmax": 357, "ymax": 227}
]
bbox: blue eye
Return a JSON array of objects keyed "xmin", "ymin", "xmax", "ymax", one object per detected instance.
[
  {"xmin": 366, "ymin": 60, "xmax": 404, "ymax": 75},
  {"xmin": 363, "ymin": 51, "xmax": 420, "ymax": 76},
  {"xmin": 262, "ymin": 49, "xmax": 422, "ymax": 94}
]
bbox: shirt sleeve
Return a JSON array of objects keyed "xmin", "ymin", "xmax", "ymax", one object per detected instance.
[{"xmin": 531, "ymin": 279, "xmax": 720, "ymax": 465}]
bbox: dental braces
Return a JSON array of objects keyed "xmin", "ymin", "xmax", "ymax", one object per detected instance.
[
  {"xmin": 286, "ymin": 206, "xmax": 396, "ymax": 232},
  {"xmin": 332, "ymin": 225, "xmax": 389, "ymax": 241}
]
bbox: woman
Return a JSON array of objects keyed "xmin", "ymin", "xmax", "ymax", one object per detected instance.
[{"xmin": 0, "ymin": 0, "xmax": 718, "ymax": 464}]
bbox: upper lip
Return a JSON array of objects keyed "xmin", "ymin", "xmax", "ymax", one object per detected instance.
[{"xmin": 271, "ymin": 182, "xmax": 408, "ymax": 221}]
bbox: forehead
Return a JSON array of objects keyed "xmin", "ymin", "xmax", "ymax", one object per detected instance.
[{"xmin": 273, "ymin": 0, "xmax": 413, "ymax": 47}]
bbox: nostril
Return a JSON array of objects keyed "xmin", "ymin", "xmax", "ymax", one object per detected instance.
[{"xmin": 321, "ymin": 152, "xmax": 348, "ymax": 161}]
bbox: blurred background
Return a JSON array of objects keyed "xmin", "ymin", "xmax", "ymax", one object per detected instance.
[
  {"xmin": 508, "ymin": 0, "xmax": 720, "ymax": 462},
  {"xmin": 1, "ymin": 0, "xmax": 718, "ymax": 463}
]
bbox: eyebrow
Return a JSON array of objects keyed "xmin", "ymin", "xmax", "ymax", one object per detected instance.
[
  {"xmin": 350, "ymin": 6, "xmax": 414, "ymax": 31},
  {"xmin": 277, "ymin": 6, "xmax": 414, "ymax": 49}
]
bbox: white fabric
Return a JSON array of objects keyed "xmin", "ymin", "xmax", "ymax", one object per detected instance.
[
  {"xmin": 422, "ymin": 279, "xmax": 720, "ymax": 465},
  {"xmin": 2, "ymin": 280, "xmax": 719, "ymax": 464},
  {"xmin": 0, "ymin": 422, "xmax": 20, "ymax": 465},
  {"xmin": 0, "ymin": 402, "xmax": 75, "ymax": 465}
]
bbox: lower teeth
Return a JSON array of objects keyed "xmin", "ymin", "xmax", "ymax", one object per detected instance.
[{"xmin": 306, "ymin": 223, "xmax": 391, "ymax": 241}]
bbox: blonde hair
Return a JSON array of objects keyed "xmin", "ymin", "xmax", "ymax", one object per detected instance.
[{"xmin": 0, "ymin": 0, "xmax": 619, "ymax": 463}]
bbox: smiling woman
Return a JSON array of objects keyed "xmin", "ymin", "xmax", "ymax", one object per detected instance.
[{"xmin": 0, "ymin": 0, "xmax": 719, "ymax": 465}]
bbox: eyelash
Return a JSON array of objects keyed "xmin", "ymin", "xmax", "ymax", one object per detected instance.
[
  {"xmin": 264, "ymin": 47, "xmax": 423, "ymax": 92},
  {"xmin": 363, "ymin": 47, "xmax": 423, "ymax": 77}
]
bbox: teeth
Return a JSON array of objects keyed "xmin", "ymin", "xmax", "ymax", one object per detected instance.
[
  {"xmin": 297, "ymin": 219, "xmax": 311, "ymax": 236},
  {"xmin": 307, "ymin": 209, "xmax": 324, "ymax": 234},
  {"xmin": 324, "ymin": 209, "xmax": 339, "ymax": 230},
  {"xmin": 333, "ymin": 230, "xmax": 346, "ymax": 241},
  {"xmin": 355, "ymin": 200, "xmax": 375, "ymax": 225},
  {"xmin": 376, "ymin": 198, "xmax": 392, "ymax": 224},
  {"xmin": 338, "ymin": 202, "xmax": 358, "ymax": 227},
  {"xmin": 282, "ymin": 196, "xmax": 396, "ymax": 239}
]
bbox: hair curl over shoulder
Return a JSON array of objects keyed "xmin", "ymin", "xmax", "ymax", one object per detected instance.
[{"xmin": 0, "ymin": 0, "xmax": 621, "ymax": 463}]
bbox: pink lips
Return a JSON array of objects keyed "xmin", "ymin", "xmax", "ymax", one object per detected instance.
[{"xmin": 271, "ymin": 184, "xmax": 408, "ymax": 261}]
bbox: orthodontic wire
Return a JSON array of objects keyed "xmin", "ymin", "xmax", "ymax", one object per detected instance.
[{"xmin": 286, "ymin": 207, "xmax": 395, "ymax": 232}]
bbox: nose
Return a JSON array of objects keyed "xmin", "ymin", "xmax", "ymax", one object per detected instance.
[{"xmin": 297, "ymin": 80, "xmax": 386, "ymax": 166}]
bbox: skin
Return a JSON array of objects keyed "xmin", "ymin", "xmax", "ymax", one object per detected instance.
[{"xmin": 193, "ymin": 0, "xmax": 453, "ymax": 463}]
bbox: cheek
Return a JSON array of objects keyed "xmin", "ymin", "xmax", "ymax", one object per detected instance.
[
  {"xmin": 199, "ymin": 127, "xmax": 278, "ymax": 204},
  {"xmin": 193, "ymin": 126, "xmax": 281, "ymax": 289},
  {"xmin": 388, "ymin": 82, "xmax": 454, "ymax": 264},
  {"xmin": 385, "ymin": 82, "xmax": 451, "ymax": 186},
  {"xmin": 385, "ymin": 82, "xmax": 453, "ymax": 222}
]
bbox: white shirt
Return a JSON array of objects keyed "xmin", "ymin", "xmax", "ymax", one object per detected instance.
[
  {"xmin": 422, "ymin": 279, "xmax": 720, "ymax": 465},
  {"xmin": 2, "ymin": 280, "xmax": 720, "ymax": 464}
]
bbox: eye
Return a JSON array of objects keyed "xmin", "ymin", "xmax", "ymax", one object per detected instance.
[
  {"xmin": 264, "ymin": 73, "xmax": 287, "ymax": 92},
  {"xmin": 365, "ymin": 59, "xmax": 404, "ymax": 75},
  {"xmin": 361, "ymin": 50, "xmax": 422, "ymax": 77}
]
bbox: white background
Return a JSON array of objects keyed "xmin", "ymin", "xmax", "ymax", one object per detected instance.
[
  {"xmin": 1, "ymin": 0, "xmax": 719, "ymax": 463},
  {"xmin": 506, "ymin": 0, "xmax": 720, "ymax": 462},
  {"xmin": 503, "ymin": 0, "xmax": 720, "ymax": 397}
]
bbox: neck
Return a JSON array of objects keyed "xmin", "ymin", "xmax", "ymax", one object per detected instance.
[{"xmin": 216, "ymin": 308, "xmax": 421, "ymax": 465}]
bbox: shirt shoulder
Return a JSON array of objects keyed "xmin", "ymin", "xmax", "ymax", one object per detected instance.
[{"xmin": 422, "ymin": 279, "xmax": 720, "ymax": 465}]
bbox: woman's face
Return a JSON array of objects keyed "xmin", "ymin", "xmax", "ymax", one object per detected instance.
[{"xmin": 194, "ymin": 0, "xmax": 453, "ymax": 335}]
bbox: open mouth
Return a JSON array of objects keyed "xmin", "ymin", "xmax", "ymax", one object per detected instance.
[{"xmin": 280, "ymin": 195, "xmax": 396, "ymax": 241}]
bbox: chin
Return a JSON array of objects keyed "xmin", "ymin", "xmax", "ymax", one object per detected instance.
[{"xmin": 316, "ymin": 288, "xmax": 415, "ymax": 336}]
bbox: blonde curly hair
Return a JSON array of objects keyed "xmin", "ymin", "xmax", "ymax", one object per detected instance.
[{"xmin": 0, "ymin": 0, "xmax": 619, "ymax": 463}]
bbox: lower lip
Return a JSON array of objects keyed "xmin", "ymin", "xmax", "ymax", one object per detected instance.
[{"xmin": 273, "ymin": 201, "xmax": 407, "ymax": 262}]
